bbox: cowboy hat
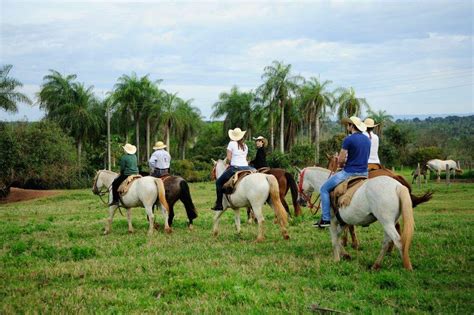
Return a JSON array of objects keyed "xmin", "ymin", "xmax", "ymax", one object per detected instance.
[
  {"xmin": 341, "ymin": 116, "xmax": 367, "ymax": 132},
  {"xmin": 153, "ymin": 141, "xmax": 167, "ymax": 150},
  {"xmin": 228, "ymin": 128, "xmax": 247, "ymax": 141},
  {"xmin": 363, "ymin": 118, "xmax": 379, "ymax": 128},
  {"xmin": 122, "ymin": 143, "xmax": 137, "ymax": 154},
  {"xmin": 253, "ymin": 136, "xmax": 268, "ymax": 147}
]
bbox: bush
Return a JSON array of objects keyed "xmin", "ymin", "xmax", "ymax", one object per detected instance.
[
  {"xmin": 0, "ymin": 121, "xmax": 79, "ymax": 195},
  {"xmin": 171, "ymin": 159, "xmax": 211, "ymax": 182},
  {"xmin": 288, "ymin": 144, "xmax": 315, "ymax": 167},
  {"xmin": 267, "ymin": 151, "xmax": 290, "ymax": 169}
]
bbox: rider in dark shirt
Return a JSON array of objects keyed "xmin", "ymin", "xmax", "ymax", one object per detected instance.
[{"xmin": 250, "ymin": 136, "xmax": 268, "ymax": 170}]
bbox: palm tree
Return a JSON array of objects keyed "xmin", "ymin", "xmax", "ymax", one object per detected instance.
[
  {"xmin": 366, "ymin": 108, "xmax": 393, "ymax": 139},
  {"xmin": 334, "ymin": 87, "xmax": 369, "ymax": 122},
  {"xmin": 0, "ymin": 65, "xmax": 32, "ymax": 113},
  {"xmin": 258, "ymin": 61, "xmax": 303, "ymax": 153},
  {"xmin": 38, "ymin": 69, "xmax": 77, "ymax": 118},
  {"xmin": 212, "ymin": 86, "xmax": 256, "ymax": 139},
  {"xmin": 300, "ymin": 77, "xmax": 335, "ymax": 163},
  {"xmin": 175, "ymin": 99, "xmax": 202, "ymax": 159},
  {"xmin": 112, "ymin": 73, "xmax": 153, "ymax": 162},
  {"xmin": 142, "ymin": 82, "xmax": 163, "ymax": 160},
  {"xmin": 160, "ymin": 91, "xmax": 182, "ymax": 151}
]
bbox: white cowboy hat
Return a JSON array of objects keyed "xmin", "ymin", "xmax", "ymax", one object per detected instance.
[
  {"xmin": 153, "ymin": 141, "xmax": 167, "ymax": 150},
  {"xmin": 228, "ymin": 128, "xmax": 247, "ymax": 141},
  {"xmin": 363, "ymin": 118, "xmax": 379, "ymax": 128},
  {"xmin": 122, "ymin": 143, "xmax": 137, "ymax": 154},
  {"xmin": 341, "ymin": 116, "xmax": 367, "ymax": 132},
  {"xmin": 252, "ymin": 136, "xmax": 268, "ymax": 147}
]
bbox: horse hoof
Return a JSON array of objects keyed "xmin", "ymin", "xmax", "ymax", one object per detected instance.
[
  {"xmin": 351, "ymin": 243, "xmax": 360, "ymax": 250},
  {"xmin": 255, "ymin": 237, "xmax": 264, "ymax": 243},
  {"xmin": 128, "ymin": 230, "xmax": 134, "ymax": 234},
  {"xmin": 103, "ymin": 231, "xmax": 109, "ymax": 235},
  {"xmin": 283, "ymin": 233, "xmax": 290, "ymax": 240},
  {"xmin": 188, "ymin": 224, "xmax": 194, "ymax": 231},
  {"xmin": 371, "ymin": 263, "xmax": 381, "ymax": 271},
  {"xmin": 213, "ymin": 231, "xmax": 219, "ymax": 237},
  {"xmin": 342, "ymin": 254, "xmax": 352, "ymax": 261},
  {"xmin": 165, "ymin": 227, "xmax": 172, "ymax": 234},
  {"xmin": 154, "ymin": 223, "xmax": 160, "ymax": 230}
]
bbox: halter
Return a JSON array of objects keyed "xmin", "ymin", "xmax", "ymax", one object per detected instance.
[
  {"xmin": 92, "ymin": 170, "xmax": 112, "ymax": 206},
  {"xmin": 298, "ymin": 164, "xmax": 336, "ymax": 213}
]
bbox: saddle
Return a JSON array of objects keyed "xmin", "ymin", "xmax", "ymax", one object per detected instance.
[
  {"xmin": 118, "ymin": 175, "xmax": 142, "ymax": 196},
  {"xmin": 330, "ymin": 176, "xmax": 367, "ymax": 211},
  {"xmin": 222, "ymin": 170, "xmax": 257, "ymax": 194},
  {"xmin": 257, "ymin": 167, "xmax": 271, "ymax": 173}
]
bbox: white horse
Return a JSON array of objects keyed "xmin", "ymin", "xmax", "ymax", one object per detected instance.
[
  {"xmin": 426, "ymin": 159, "xmax": 462, "ymax": 181},
  {"xmin": 92, "ymin": 170, "xmax": 170, "ymax": 235},
  {"xmin": 298, "ymin": 167, "xmax": 415, "ymax": 270},
  {"xmin": 211, "ymin": 159, "xmax": 289, "ymax": 241}
]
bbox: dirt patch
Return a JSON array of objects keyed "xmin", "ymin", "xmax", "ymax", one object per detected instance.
[{"xmin": 0, "ymin": 187, "xmax": 62, "ymax": 204}]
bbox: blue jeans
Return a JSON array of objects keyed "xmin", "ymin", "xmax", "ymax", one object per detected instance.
[
  {"xmin": 320, "ymin": 170, "xmax": 368, "ymax": 221},
  {"xmin": 215, "ymin": 166, "xmax": 255, "ymax": 206}
]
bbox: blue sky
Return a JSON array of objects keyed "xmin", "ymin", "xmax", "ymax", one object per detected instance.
[{"xmin": 1, "ymin": 0, "xmax": 473, "ymax": 121}]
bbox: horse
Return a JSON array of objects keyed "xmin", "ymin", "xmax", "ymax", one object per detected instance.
[
  {"xmin": 426, "ymin": 159, "xmax": 463, "ymax": 181},
  {"xmin": 211, "ymin": 159, "xmax": 289, "ymax": 241},
  {"xmin": 297, "ymin": 167, "xmax": 415, "ymax": 270},
  {"xmin": 246, "ymin": 168, "xmax": 301, "ymax": 223},
  {"xmin": 92, "ymin": 170, "xmax": 170, "ymax": 235}
]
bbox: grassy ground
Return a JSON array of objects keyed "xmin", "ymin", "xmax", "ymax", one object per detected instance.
[{"xmin": 1, "ymin": 176, "xmax": 473, "ymax": 314}]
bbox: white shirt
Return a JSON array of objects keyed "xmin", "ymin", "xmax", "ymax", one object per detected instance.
[
  {"xmin": 363, "ymin": 131, "xmax": 380, "ymax": 164},
  {"xmin": 227, "ymin": 141, "xmax": 248, "ymax": 167},
  {"xmin": 149, "ymin": 149, "xmax": 171, "ymax": 169}
]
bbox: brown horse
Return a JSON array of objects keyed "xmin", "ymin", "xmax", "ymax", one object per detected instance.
[{"xmin": 245, "ymin": 168, "xmax": 301, "ymax": 222}]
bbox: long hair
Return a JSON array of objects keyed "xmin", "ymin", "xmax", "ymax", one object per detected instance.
[
  {"xmin": 237, "ymin": 138, "xmax": 246, "ymax": 151},
  {"xmin": 367, "ymin": 127, "xmax": 374, "ymax": 139}
]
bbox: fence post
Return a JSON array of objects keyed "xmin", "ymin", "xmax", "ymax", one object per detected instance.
[
  {"xmin": 417, "ymin": 163, "xmax": 421, "ymax": 188},
  {"xmin": 446, "ymin": 163, "xmax": 450, "ymax": 185}
]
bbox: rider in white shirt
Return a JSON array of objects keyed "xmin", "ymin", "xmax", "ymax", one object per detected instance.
[
  {"xmin": 363, "ymin": 118, "xmax": 382, "ymax": 170},
  {"xmin": 149, "ymin": 141, "xmax": 171, "ymax": 177}
]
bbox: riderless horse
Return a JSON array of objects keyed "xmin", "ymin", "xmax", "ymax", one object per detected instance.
[
  {"xmin": 426, "ymin": 159, "xmax": 463, "ymax": 181},
  {"xmin": 92, "ymin": 170, "xmax": 170, "ymax": 235},
  {"xmin": 211, "ymin": 159, "xmax": 289, "ymax": 242}
]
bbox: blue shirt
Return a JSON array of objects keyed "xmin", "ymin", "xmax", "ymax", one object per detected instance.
[{"xmin": 342, "ymin": 132, "xmax": 371, "ymax": 173}]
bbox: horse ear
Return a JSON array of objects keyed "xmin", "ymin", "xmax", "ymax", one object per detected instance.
[
  {"xmin": 325, "ymin": 153, "xmax": 331, "ymax": 159},
  {"xmin": 296, "ymin": 167, "xmax": 302, "ymax": 173},
  {"xmin": 211, "ymin": 159, "xmax": 216, "ymax": 165}
]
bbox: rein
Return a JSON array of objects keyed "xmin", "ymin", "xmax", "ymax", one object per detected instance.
[{"xmin": 298, "ymin": 167, "xmax": 335, "ymax": 214}]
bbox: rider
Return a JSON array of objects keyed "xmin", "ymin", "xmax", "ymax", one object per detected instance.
[
  {"xmin": 315, "ymin": 116, "xmax": 371, "ymax": 228},
  {"xmin": 110, "ymin": 143, "xmax": 139, "ymax": 206},
  {"xmin": 363, "ymin": 118, "xmax": 382, "ymax": 171},
  {"xmin": 249, "ymin": 136, "xmax": 268, "ymax": 170},
  {"xmin": 149, "ymin": 141, "xmax": 171, "ymax": 177},
  {"xmin": 211, "ymin": 127, "xmax": 254, "ymax": 211}
]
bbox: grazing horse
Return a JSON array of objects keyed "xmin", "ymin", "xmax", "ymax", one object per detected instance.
[
  {"xmin": 426, "ymin": 159, "xmax": 463, "ymax": 181},
  {"xmin": 92, "ymin": 170, "xmax": 170, "ymax": 235},
  {"xmin": 298, "ymin": 167, "xmax": 415, "ymax": 270},
  {"xmin": 211, "ymin": 159, "xmax": 289, "ymax": 241}
]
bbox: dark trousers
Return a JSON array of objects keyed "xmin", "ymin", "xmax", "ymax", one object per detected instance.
[
  {"xmin": 152, "ymin": 168, "xmax": 169, "ymax": 178},
  {"xmin": 111, "ymin": 174, "xmax": 128, "ymax": 203},
  {"xmin": 214, "ymin": 166, "xmax": 254, "ymax": 206}
]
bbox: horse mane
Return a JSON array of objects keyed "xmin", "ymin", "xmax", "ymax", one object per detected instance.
[{"xmin": 100, "ymin": 169, "xmax": 118, "ymax": 175}]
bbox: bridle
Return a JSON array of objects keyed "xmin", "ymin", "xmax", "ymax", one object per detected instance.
[
  {"xmin": 298, "ymin": 158, "xmax": 337, "ymax": 213},
  {"xmin": 92, "ymin": 170, "xmax": 112, "ymax": 205}
]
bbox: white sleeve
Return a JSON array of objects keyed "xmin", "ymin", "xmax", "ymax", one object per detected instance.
[{"xmin": 227, "ymin": 141, "xmax": 235, "ymax": 152}]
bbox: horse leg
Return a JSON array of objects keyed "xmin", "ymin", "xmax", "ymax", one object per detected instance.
[
  {"xmin": 167, "ymin": 204, "xmax": 175, "ymax": 227},
  {"xmin": 281, "ymin": 194, "xmax": 290, "ymax": 216},
  {"xmin": 126, "ymin": 207, "xmax": 134, "ymax": 234},
  {"xmin": 144, "ymin": 205, "xmax": 155, "ymax": 236},
  {"xmin": 253, "ymin": 207, "xmax": 265, "ymax": 242},
  {"xmin": 234, "ymin": 209, "xmax": 241, "ymax": 235},
  {"xmin": 372, "ymin": 231, "xmax": 393, "ymax": 270},
  {"xmin": 387, "ymin": 222, "xmax": 401, "ymax": 254},
  {"xmin": 349, "ymin": 225, "xmax": 360, "ymax": 249},
  {"xmin": 382, "ymin": 223, "xmax": 404, "ymax": 267},
  {"xmin": 341, "ymin": 226, "xmax": 348, "ymax": 247},
  {"xmin": 246, "ymin": 207, "xmax": 254, "ymax": 224},
  {"xmin": 160, "ymin": 204, "xmax": 172, "ymax": 234},
  {"xmin": 212, "ymin": 210, "xmax": 225, "ymax": 237},
  {"xmin": 104, "ymin": 205, "xmax": 117, "ymax": 235}
]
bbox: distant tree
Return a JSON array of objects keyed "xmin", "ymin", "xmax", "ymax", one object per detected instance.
[
  {"xmin": 160, "ymin": 91, "xmax": 182, "ymax": 151},
  {"xmin": 38, "ymin": 69, "xmax": 76, "ymax": 118},
  {"xmin": 258, "ymin": 61, "xmax": 303, "ymax": 153},
  {"xmin": 175, "ymin": 99, "xmax": 202, "ymax": 159},
  {"xmin": 0, "ymin": 65, "xmax": 32, "ymax": 113},
  {"xmin": 335, "ymin": 87, "xmax": 369, "ymax": 122}
]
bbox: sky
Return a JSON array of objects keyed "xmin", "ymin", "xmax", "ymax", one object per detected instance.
[{"xmin": 1, "ymin": 0, "xmax": 473, "ymax": 121}]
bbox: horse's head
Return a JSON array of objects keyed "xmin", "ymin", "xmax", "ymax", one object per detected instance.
[
  {"xmin": 296, "ymin": 167, "xmax": 314, "ymax": 207},
  {"xmin": 211, "ymin": 159, "xmax": 228, "ymax": 180},
  {"xmin": 92, "ymin": 170, "xmax": 102, "ymax": 195},
  {"xmin": 326, "ymin": 153, "xmax": 339, "ymax": 172}
]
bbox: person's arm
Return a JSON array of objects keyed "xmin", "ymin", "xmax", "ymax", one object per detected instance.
[
  {"xmin": 120, "ymin": 156, "xmax": 126, "ymax": 175},
  {"xmin": 338, "ymin": 149, "xmax": 348, "ymax": 168},
  {"xmin": 226, "ymin": 149, "xmax": 232, "ymax": 163}
]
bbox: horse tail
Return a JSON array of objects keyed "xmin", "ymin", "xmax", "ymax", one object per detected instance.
[
  {"xmin": 410, "ymin": 191, "xmax": 433, "ymax": 208},
  {"xmin": 285, "ymin": 171, "xmax": 302, "ymax": 216},
  {"xmin": 397, "ymin": 185, "xmax": 414, "ymax": 271},
  {"xmin": 154, "ymin": 178, "xmax": 170, "ymax": 214},
  {"xmin": 266, "ymin": 175, "xmax": 289, "ymax": 231},
  {"xmin": 179, "ymin": 180, "xmax": 198, "ymax": 220}
]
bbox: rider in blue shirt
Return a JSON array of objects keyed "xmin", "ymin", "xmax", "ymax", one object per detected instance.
[{"xmin": 316, "ymin": 116, "xmax": 371, "ymax": 228}]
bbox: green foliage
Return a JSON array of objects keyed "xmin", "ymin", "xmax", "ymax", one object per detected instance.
[
  {"xmin": 0, "ymin": 64, "xmax": 32, "ymax": 113},
  {"xmin": 319, "ymin": 133, "xmax": 345, "ymax": 165},
  {"xmin": 267, "ymin": 151, "xmax": 290, "ymax": 169},
  {"xmin": 0, "ymin": 121, "xmax": 78, "ymax": 192},
  {"xmin": 288, "ymin": 144, "xmax": 315, "ymax": 167},
  {"xmin": 171, "ymin": 159, "xmax": 210, "ymax": 182},
  {"xmin": 407, "ymin": 146, "xmax": 444, "ymax": 166}
]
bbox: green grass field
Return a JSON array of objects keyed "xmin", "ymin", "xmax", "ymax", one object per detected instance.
[{"xmin": 1, "ymin": 176, "xmax": 473, "ymax": 314}]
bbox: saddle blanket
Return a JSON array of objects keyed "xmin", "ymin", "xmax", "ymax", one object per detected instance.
[
  {"xmin": 331, "ymin": 176, "xmax": 367, "ymax": 208},
  {"xmin": 118, "ymin": 175, "xmax": 142, "ymax": 196},
  {"xmin": 222, "ymin": 170, "xmax": 256, "ymax": 194}
]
